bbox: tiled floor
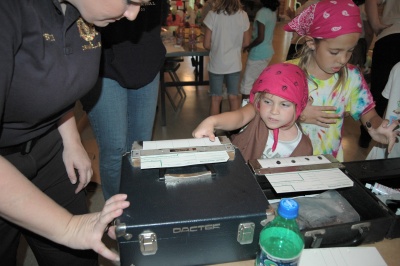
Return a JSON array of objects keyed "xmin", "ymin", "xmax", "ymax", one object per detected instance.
[{"xmin": 19, "ymin": 21, "xmax": 374, "ymax": 266}]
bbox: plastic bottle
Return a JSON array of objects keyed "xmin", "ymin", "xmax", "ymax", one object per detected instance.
[
  {"xmin": 188, "ymin": 26, "xmax": 197, "ymax": 51},
  {"xmin": 255, "ymin": 198, "xmax": 304, "ymax": 266},
  {"xmin": 175, "ymin": 22, "xmax": 185, "ymax": 46}
]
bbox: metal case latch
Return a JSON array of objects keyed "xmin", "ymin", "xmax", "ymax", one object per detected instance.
[
  {"xmin": 139, "ymin": 230, "xmax": 158, "ymax": 255},
  {"xmin": 237, "ymin": 222, "xmax": 255, "ymax": 245}
]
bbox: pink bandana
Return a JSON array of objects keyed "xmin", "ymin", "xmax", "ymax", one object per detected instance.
[
  {"xmin": 249, "ymin": 63, "xmax": 308, "ymax": 152},
  {"xmin": 284, "ymin": 0, "xmax": 362, "ymax": 39}
]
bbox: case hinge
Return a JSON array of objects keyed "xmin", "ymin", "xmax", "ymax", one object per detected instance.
[
  {"xmin": 237, "ymin": 222, "xmax": 255, "ymax": 245},
  {"xmin": 139, "ymin": 230, "xmax": 158, "ymax": 255}
]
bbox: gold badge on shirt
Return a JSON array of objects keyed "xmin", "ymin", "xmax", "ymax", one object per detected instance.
[
  {"xmin": 76, "ymin": 18, "xmax": 101, "ymax": 51},
  {"xmin": 43, "ymin": 33, "xmax": 56, "ymax": 42}
]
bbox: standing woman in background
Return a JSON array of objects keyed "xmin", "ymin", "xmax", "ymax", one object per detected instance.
[
  {"xmin": 203, "ymin": 0, "xmax": 251, "ymax": 115},
  {"xmin": 240, "ymin": 0, "xmax": 280, "ymax": 102},
  {"xmin": 82, "ymin": 0, "xmax": 167, "ymax": 200}
]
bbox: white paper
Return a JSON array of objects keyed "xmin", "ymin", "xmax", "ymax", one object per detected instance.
[
  {"xmin": 264, "ymin": 168, "xmax": 353, "ymax": 193},
  {"xmin": 299, "ymin": 247, "xmax": 387, "ymax": 266},
  {"xmin": 163, "ymin": 42, "xmax": 185, "ymax": 53},
  {"xmin": 140, "ymin": 138, "xmax": 229, "ymax": 169}
]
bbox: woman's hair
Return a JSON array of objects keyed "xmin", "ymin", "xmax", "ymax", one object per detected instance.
[
  {"xmin": 296, "ymin": 38, "xmax": 348, "ymax": 93},
  {"xmin": 213, "ymin": 0, "xmax": 243, "ymax": 15},
  {"xmin": 260, "ymin": 0, "xmax": 280, "ymax": 12}
]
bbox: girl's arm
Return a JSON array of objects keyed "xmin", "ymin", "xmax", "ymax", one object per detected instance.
[
  {"xmin": 243, "ymin": 21, "xmax": 265, "ymax": 52},
  {"xmin": 203, "ymin": 26, "xmax": 212, "ymax": 50},
  {"xmin": 242, "ymin": 26, "xmax": 251, "ymax": 49},
  {"xmin": 361, "ymin": 108, "xmax": 400, "ymax": 153},
  {"xmin": 0, "ymin": 156, "xmax": 129, "ymax": 261},
  {"xmin": 192, "ymin": 104, "xmax": 256, "ymax": 141}
]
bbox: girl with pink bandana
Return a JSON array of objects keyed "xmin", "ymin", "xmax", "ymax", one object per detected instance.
[
  {"xmin": 192, "ymin": 63, "xmax": 313, "ymax": 162},
  {"xmin": 285, "ymin": 0, "xmax": 399, "ymax": 161}
]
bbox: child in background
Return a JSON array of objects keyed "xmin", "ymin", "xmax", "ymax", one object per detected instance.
[
  {"xmin": 284, "ymin": 0, "xmax": 400, "ymax": 161},
  {"xmin": 203, "ymin": 0, "xmax": 251, "ymax": 115},
  {"xmin": 240, "ymin": 0, "xmax": 280, "ymax": 103},
  {"xmin": 192, "ymin": 63, "xmax": 313, "ymax": 162}
]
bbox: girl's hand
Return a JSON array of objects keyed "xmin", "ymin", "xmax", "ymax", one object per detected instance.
[
  {"xmin": 192, "ymin": 118, "xmax": 216, "ymax": 141},
  {"xmin": 300, "ymin": 100, "xmax": 340, "ymax": 127},
  {"xmin": 365, "ymin": 120, "xmax": 400, "ymax": 153}
]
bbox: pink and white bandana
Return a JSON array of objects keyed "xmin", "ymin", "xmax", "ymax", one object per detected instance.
[
  {"xmin": 250, "ymin": 63, "xmax": 308, "ymax": 152},
  {"xmin": 284, "ymin": 0, "xmax": 362, "ymax": 39}
]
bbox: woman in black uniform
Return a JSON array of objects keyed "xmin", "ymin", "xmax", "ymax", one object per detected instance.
[{"xmin": 0, "ymin": 0, "xmax": 144, "ymax": 265}]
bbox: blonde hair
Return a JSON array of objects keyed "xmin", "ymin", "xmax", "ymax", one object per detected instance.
[
  {"xmin": 213, "ymin": 0, "xmax": 243, "ymax": 15},
  {"xmin": 296, "ymin": 38, "xmax": 347, "ymax": 93}
]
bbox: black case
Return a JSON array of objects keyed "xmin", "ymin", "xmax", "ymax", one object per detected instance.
[
  {"xmin": 343, "ymin": 158, "xmax": 400, "ymax": 238},
  {"xmin": 252, "ymin": 157, "xmax": 394, "ymax": 249},
  {"xmin": 116, "ymin": 150, "xmax": 269, "ymax": 266}
]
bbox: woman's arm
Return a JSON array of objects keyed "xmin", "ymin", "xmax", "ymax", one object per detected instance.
[
  {"xmin": 203, "ymin": 26, "xmax": 212, "ymax": 50},
  {"xmin": 0, "ymin": 156, "xmax": 129, "ymax": 261},
  {"xmin": 58, "ymin": 110, "xmax": 92, "ymax": 193}
]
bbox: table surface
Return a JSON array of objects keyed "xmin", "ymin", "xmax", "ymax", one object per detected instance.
[
  {"xmin": 164, "ymin": 41, "xmax": 209, "ymax": 57},
  {"xmin": 211, "ymin": 237, "xmax": 400, "ymax": 266}
]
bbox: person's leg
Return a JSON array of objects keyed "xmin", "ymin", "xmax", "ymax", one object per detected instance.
[
  {"xmin": 126, "ymin": 72, "xmax": 160, "ymax": 146},
  {"xmin": 225, "ymin": 71, "xmax": 241, "ymax": 112},
  {"xmin": 208, "ymin": 72, "xmax": 224, "ymax": 115},
  {"xmin": 240, "ymin": 58, "xmax": 270, "ymax": 102},
  {"xmin": 86, "ymin": 78, "xmax": 128, "ymax": 200},
  {"xmin": 4, "ymin": 129, "xmax": 97, "ymax": 266}
]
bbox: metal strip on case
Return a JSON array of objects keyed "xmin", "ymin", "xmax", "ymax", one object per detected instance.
[
  {"xmin": 248, "ymin": 154, "xmax": 345, "ymax": 175},
  {"xmin": 130, "ymin": 136, "xmax": 235, "ymax": 167}
]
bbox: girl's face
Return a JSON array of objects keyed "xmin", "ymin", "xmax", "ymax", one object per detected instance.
[
  {"xmin": 308, "ymin": 33, "xmax": 360, "ymax": 80},
  {"xmin": 259, "ymin": 94, "xmax": 296, "ymax": 130},
  {"xmin": 70, "ymin": 0, "xmax": 142, "ymax": 27}
]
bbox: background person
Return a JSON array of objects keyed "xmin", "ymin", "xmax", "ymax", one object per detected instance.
[
  {"xmin": 82, "ymin": 0, "xmax": 166, "ymax": 200},
  {"xmin": 359, "ymin": 0, "xmax": 400, "ymax": 148},
  {"xmin": 240, "ymin": 0, "xmax": 280, "ymax": 103},
  {"xmin": 203, "ymin": 0, "xmax": 251, "ymax": 115}
]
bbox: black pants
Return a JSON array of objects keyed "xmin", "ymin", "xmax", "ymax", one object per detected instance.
[{"xmin": 0, "ymin": 129, "xmax": 97, "ymax": 266}]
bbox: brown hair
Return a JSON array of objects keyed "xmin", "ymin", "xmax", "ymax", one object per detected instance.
[{"xmin": 213, "ymin": 0, "xmax": 243, "ymax": 15}]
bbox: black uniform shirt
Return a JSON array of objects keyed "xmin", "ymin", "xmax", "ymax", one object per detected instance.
[{"xmin": 0, "ymin": 0, "xmax": 101, "ymax": 147}]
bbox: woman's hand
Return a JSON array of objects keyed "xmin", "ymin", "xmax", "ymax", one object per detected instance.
[
  {"xmin": 62, "ymin": 141, "xmax": 93, "ymax": 193},
  {"xmin": 65, "ymin": 194, "xmax": 130, "ymax": 261}
]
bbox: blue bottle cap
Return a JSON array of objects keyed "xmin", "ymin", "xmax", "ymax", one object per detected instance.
[{"xmin": 278, "ymin": 198, "xmax": 299, "ymax": 219}]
